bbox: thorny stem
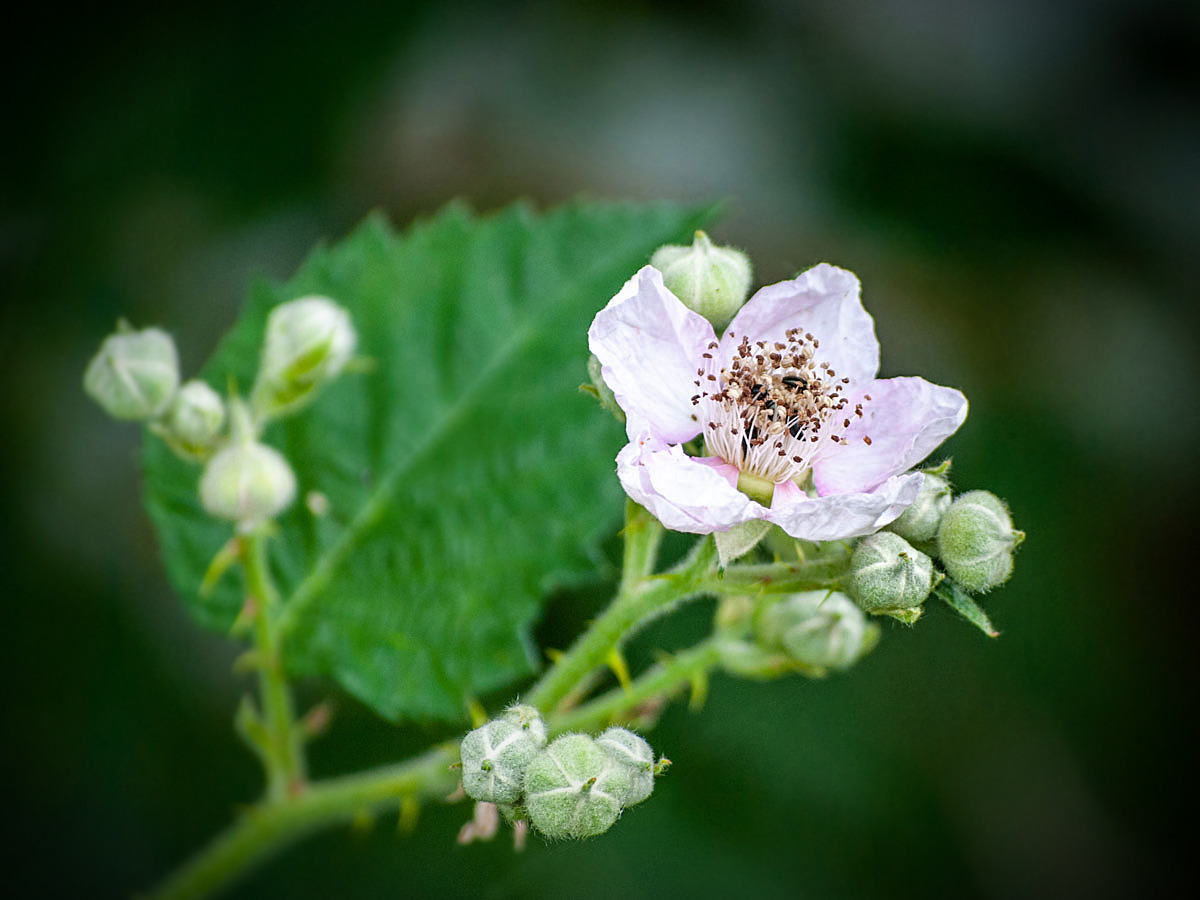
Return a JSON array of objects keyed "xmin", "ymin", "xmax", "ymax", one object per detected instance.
[
  {"xmin": 700, "ymin": 558, "xmax": 845, "ymax": 595},
  {"xmin": 525, "ymin": 530, "xmax": 718, "ymax": 713},
  {"xmin": 148, "ymin": 515, "xmax": 850, "ymax": 900},
  {"xmin": 243, "ymin": 531, "xmax": 306, "ymax": 800},
  {"xmin": 146, "ymin": 638, "xmax": 725, "ymax": 900},
  {"xmin": 145, "ymin": 747, "xmax": 459, "ymax": 900}
]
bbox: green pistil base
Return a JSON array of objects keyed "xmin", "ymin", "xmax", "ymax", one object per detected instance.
[{"xmin": 736, "ymin": 471, "xmax": 776, "ymax": 506}]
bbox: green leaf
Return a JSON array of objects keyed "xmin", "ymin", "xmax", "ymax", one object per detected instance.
[
  {"xmin": 933, "ymin": 581, "xmax": 1000, "ymax": 637},
  {"xmin": 142, "ymin": 200, "xmax": 713, "ymax": 721}
]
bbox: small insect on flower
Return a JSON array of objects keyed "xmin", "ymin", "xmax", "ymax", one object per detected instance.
[{"xmin": 587, "ymin": 264, "xmax": 968, "ymax": 541}]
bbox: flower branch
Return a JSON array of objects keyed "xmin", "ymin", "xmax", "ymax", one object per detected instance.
[{"xmin": 240, "ymin": 530, "xmax": 307, "ymax": 800}]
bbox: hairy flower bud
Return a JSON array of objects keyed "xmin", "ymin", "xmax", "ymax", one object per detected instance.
[
  {"xmin": 650, "ymin": 231, "xmax": 752, "ymax": 332},
  {"xmin": 887, "ymin": 472, "xmax": 951, "ymax": 544},
  {"xmin": 756, "ymin": 590, "xmax": 879, "ymax": 671},
  {"xmin": 163, "ymin": 379, "xmax": 225, "ymax": 459},
  {"xmin": 937, "ymin": 490, "xmax": 1023, "ymax": 593},
  {"xmin": 525, "ymin": 734, "xmax": 633, "ymax": 839},
  {"xmin": 84, "ymin": 324, "xmax": 180, "ymax": 420},
  {"xmin": 501, "ymin": 704, "xmax": 549, "ymax": 749},
  {"xmin": 595, "ymin": 727, "xmax": 655, "ymax": 806},
  {"xmin": 846, "ymin": 532, "xmax": 936, "ymax": 622},
  {"xmin": 199, "ymin": 401, "xmax": 296, "ymax": 526},
  {"xmin": 459, "ymin": 718, "xmax": 543, "ymax": 805},
  {"xmin": 252, "ymin": 296, "xmax": 356, "ymax": 420}
]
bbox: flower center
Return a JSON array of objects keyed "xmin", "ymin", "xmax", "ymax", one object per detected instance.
[{"xmin": 691, "ymin": 328, "xmax": 870, "ymax": 485}]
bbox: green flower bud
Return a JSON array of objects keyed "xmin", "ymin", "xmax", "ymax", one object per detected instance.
[
  {"xmin": 198, "ymin": 401, "xmax": 296, "ymax": 526},
  {"xmin": 252, "ymin": 296, "xmax": 356, "ymax": 420},
  {"xmin": 937, "ymin": 491, "xmax": 1023, "ymax": 593},
  {"xmin": 650, "ymin": 231, "xmax": 752, "ymax": 332},
  {"xmin": 163, "ymin": 380, "xmax": 225, "ymax": 460},
  {"xmin": 501, "ymin": 704, "xmax": 549, "ymax": 749},
  {"xmin": 84, "ymin": 324, "xmax": 179, "ymax": 420},
  {"xmin": 595, "ymin": 727, "xmax": 655, "ymax": 806},
  {"xmin": 715, "ymin": 636, "xmax": 795, "ymax": 680},
  {"xmin": 846, "ymin": 532, "xmax": 936, "ymax": 621},
  {"xmin": 887, "ymin": 472, "xmax": 951, "ymax": 544},
  {"xmin": 756, "ymin": 590, "xmax": 880, "ymax": 671},
  {"xmin": 525, "ymin": 734, "xmax": 633, "ymax": 840},
  {"xmin": 459, "ymin": 718, "xmax": 543, "ymax": 805}
]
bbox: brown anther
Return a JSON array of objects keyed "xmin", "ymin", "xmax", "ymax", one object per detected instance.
[{"xmin": 863, "ymin": 436, "xmax": 873, "ymax": 445}]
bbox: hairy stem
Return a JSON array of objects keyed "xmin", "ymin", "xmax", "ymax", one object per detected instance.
[
  {"xmin": 149, "ymin": 519, "xmax": 846, "ymax": 899},
  {"xmin": 243, "ymin": 531, "xmax": 306, "ymax": 800},
  {"xmin": 621, "ymin": 499, "xmax": 664, "ymax": 584},
  {"xmin": 146, "ymin": 747, "xmax": 458, "ymax": 900},
  {"xmin": 525, "ymin": 534, "xmax": 718, "ymax": 713},
  {"xmin": 146, "ymin": 638, "xmax": 725, "ymax": 900},
  {"xmin": 549, "ymin": 638, "xmax": 722, "ymax": 733},
  {"xmin": 701, "ymin": 558, "xmax": 846, "ymax": 594}
]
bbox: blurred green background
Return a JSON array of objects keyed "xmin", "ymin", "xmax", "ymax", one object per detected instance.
[{"xmin": 4, "ymin": 1, "xmax": 1197, "ymax": 897}]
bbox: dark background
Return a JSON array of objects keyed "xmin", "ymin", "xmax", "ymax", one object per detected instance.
[{"xmin": 3, "ymin": 1, "xmax": 1197, "ymax": 897}]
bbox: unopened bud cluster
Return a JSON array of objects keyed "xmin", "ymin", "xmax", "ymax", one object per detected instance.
[
  {"xmin": 459, "ymin": 707, "xmax": 663, "ymax": 840},
  {"xmin": 845, "ymin": 464, "xmax": 1024, "ymax": 626},
  {"xmin": 85, "ymin": 296, "xmax": 357, "ymax": 529}
]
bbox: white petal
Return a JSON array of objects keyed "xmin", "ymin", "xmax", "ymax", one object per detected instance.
[
  {"xmin": 723, "ymin": 264, "xmax": 880, "ymax": 387},
  {"xmin": 766, "ymin": 473, "xmax": 923, "ymax": 541},
  {"xmin": 616, "ymin": 436, "xmax": 764, "ymax": 534},
  {"xmin": 812, "ymin": 377, "xmax": 968, "ymax": 495},
  {"xmin": 589, "ymin": 266, "xmax": 716, "ymax": 443}
]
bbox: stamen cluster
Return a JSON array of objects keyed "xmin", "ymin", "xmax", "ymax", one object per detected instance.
[{"xmin": 692, "ymin": 328, "xmax": 871, "ymax": 483}]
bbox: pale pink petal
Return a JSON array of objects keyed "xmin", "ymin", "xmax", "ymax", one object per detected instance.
[
  {"xmin": 766, "ymin": 472, "xmax": 924, "ymax": 541},
  {"xmin": 723, "ymin": 264, "xmax": 880, "ymax": 387},
  {"xmin": 616, "ymin": 436, "xmax": 764, "ymax": 534},
  {"xmin": 812, "ymin": 377, "xmax": 968, "ymax": 495},
  {"xmin": 589, "ymin": 266, "xmax": 716, "ymax": 443}
]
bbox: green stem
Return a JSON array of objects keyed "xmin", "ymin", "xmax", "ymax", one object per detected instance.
[
  {"xmin": 243, "ymin": 532, "xmax": 306, "ymax": 800},
  {"xmin": 701, "ymin": 559, "xmax": 846, "ymax": 594},
  {"xmin": 549, "ymin": 638, "xmax": 722, "ymax": 734},
  {"xmin": 149, "ymin": 520, "xmax": 845, "ymax": 898},
  {"xmin": 147, "ymin": 638, "xmax": 724, "ymax": 900},
  {"xmin": 525, "ymin": 535, "xmax": 718, "ymax": 712},
  {"xmin": 621, "ymin": 500, "xmax": 664, "ymax": 584},
  {"xmin": 146, "ymin": 747, "xmax": 459, "ymax": 900}
]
